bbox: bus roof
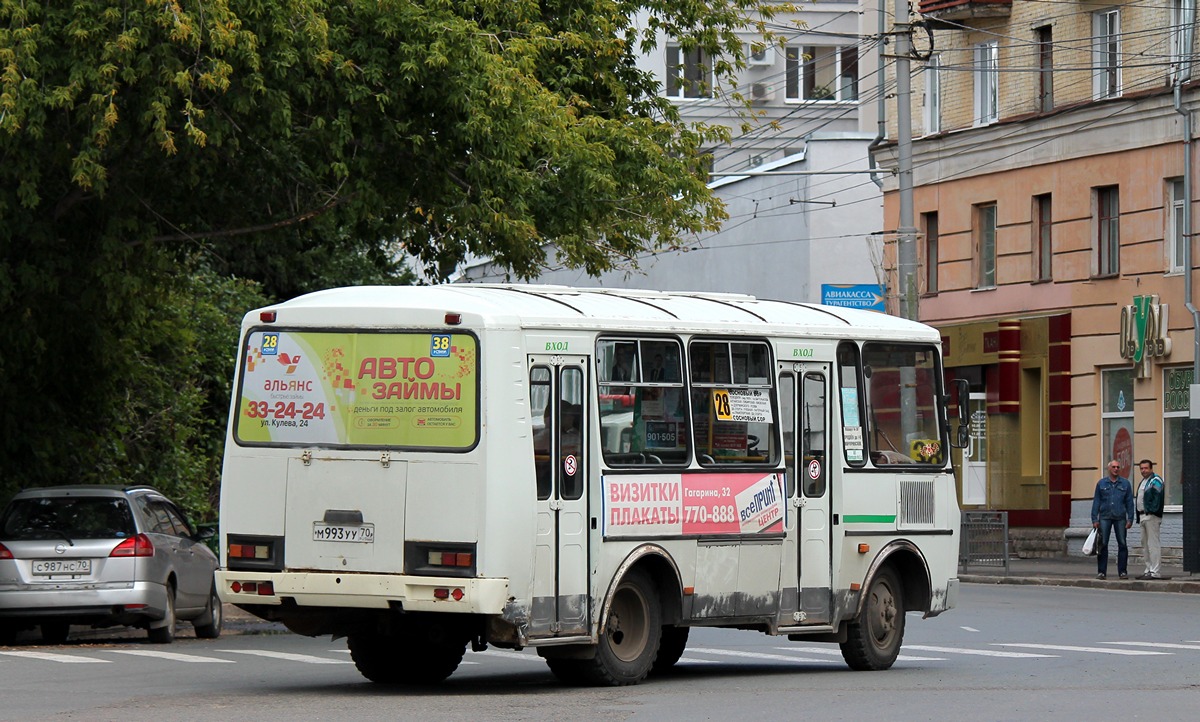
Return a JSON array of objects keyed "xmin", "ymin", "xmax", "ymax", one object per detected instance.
[{"xmin": 265, "ymin": 284, "xmax": 938, "ymax": 341}]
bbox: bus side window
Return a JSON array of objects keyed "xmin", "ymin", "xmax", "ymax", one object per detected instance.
[
  {"xmin": 559, "ymin": 368, "xmax": 585, "ymax": 501},
  {"xmin": 779, "ymin": 373, "xmax": 796, "ymax": 497},
  {"xmin": 530, "ymin": 366, "xmax": 552, "ymax": 500},
  {"xmin": 802, "ymin": 372, "xmax": 827, "ymax": 497}
]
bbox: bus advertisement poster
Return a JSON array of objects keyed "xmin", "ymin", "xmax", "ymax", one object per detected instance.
[
  {"xmin": 603, "ymin": 472, "xmax": 785, "ymax": 537},
  {"xmin": 235, "ymin": 330, "xmax": 478, "ymax": 448}
]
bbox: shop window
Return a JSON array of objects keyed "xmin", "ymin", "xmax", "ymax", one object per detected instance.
[
  {"xmin": 1163, "ymin": 367, "xmax": 1191, "ymax": 506},
  {"xmin": 1101, "ymin": 368, "xmax": 1134, "ymax": 477}
]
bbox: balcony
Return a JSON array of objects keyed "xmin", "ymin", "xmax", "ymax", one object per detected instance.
[{"xmin": 918, "ymin": 0, "xmax": 1012, "ymax": 22}]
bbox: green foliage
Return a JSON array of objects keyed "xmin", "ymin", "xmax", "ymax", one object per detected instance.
[{"xmin": 0, "ymin": 0, "xmax": 787, "ymax": 516}]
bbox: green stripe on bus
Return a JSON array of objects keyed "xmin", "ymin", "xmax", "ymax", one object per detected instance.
[{"xmin": 843, "ymin": 514, "xmax": 897, "ymax": 524}]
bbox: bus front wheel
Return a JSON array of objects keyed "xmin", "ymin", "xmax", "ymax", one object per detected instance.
[{"xmin": 840, "ymin": 566, "xmax": 905, "ymax": 671}]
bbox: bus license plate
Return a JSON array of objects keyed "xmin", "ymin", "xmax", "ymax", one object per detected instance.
[
  {"xmin": 312, "ymin": 522, "xmax": 375, "ymax": 543},
  {"xmin": 33, "ymin": 559, "xmax": 92, "ymax": 575}
]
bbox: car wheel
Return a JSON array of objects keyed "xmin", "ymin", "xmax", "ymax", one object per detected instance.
[
  {"xmin": 40, "ymin": 622, "xmax": 70, "ymax": 645},
  {"xmin": 193, "ymin": 586, "xmax": 223, "ymax": 639},
  {"xmin": 148, "ymin": 585, "xmax": 176, "ymax": 644}
]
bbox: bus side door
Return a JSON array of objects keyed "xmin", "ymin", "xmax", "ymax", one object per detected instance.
[
  {"xmin": 528, "ymin": 357, "xmax": 590, "ymax": 637},
  {"xmin": 780, "ymin": 363, "xmax": 833, "ymax": 625}
]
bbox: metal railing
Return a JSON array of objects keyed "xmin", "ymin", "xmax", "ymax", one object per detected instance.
[{"xmin": 959, "ymin": 510, "xmax": 1010, "ymax": 574}]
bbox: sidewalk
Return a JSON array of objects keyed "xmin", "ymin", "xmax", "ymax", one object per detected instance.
[{"xmin": 960, "ymin": 555, "xmax": 1200, "ymax": 593}]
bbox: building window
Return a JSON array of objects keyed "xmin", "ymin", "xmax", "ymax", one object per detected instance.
[
  {"xmin": 666, "ymin": 46, "xmax": 711, "ymax": 99},
  {"xmin": 924, "ymin": 54, "xmax": 942, "ymax": 135},
  {"xmin": 1033, "ymin": 194, "xmax": 1052, "ymax": 282},
  {"xmin": 1101, "ymin": 368, "xmax": 1134, "ymax": 478},
  {"xmin": 976, "ymin": 204, "xmax": 997, "ymax": 288},
  {"xmin": 1164, "ymin": 367, "xmax": 1191, "ymax": 506},
  {"xmin": 785, "ymin": 46, "xmax": 859, "ymax": 102},
  {"xmin": 1171, "ymin": 0, "xmax": 1195, "ymax": 84},
  {"xmin": 1037, "ymin": 26, "xmax": 1054, "ymax": 112},
  {"xmin": 1095, "ymin": 186, "xmax": 1120, "ymax": 276},
  {"xmin": 1169, "ymin": 178, "xmax": 1186, "ymax": 273},
  {"xmin": 922, "ymin": 211, "xmax": 939, "ymax": 294},
  {"xmin": 974, "ymin": 41, "xmax": 999, "ymax": 125},
  {"xmin": 1093, "ymin": 9, "xmax": 1121, "ymax": 99}
]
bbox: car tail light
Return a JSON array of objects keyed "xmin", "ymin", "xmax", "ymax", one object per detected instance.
[
  {"xmin": 109, "ymin": 533, "xmax": 154, "ymax": 557},
  {"xmin": 0, "ymin": 543, "xmax": 12, "ymax": 559}
]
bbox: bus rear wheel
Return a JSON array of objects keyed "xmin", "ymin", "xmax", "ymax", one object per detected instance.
[
  {"xmin": 840, "ymin": 566, "xmax": 905, "ymax": 670},
  {"xmin": 551, "ymin": 569, "xmax": 662, "ymax": 686},
  {"xmin": 651, "ymin": 625, "xmax": 689, "ymax": 675},
  {"xmin": 348, "ymin": 626, "xmax": 467, "ymax": 685}
]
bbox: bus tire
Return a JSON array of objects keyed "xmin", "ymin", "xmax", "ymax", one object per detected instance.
[
  {"xmin": 348, "ymin": 630, "xmax": 466, "ymax": 685},
  {"xmin": 840, "ymin": 566, "xmax": 905, "ymax": 671},
  {"xmin": 578, "ymin": 568, "xmax": 663, "ymax": 686},
  {"xmin": 651, "ymin": 625, "xmax": 689, "ymax": 675}
]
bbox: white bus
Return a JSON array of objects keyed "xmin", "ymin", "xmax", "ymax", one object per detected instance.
[{"xmin": 216, "ymin": 285, "xmax": 966, "ymax": 686}]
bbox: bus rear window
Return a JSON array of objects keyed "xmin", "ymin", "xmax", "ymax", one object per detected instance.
[{"xmin": 233, "ymin": 329, "xmax": 479, "ymax": 450}]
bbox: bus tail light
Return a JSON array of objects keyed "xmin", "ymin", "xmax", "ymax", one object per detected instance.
[
  {"xmin": 229, "ymin": 542, "xmax": 272, "ymax": 560},
  {"xmin": 230, "ymin": 580, "xmax": 275, "ymax": 596},
  {"xmin": 225, "ymin": 535, "xmax": 283, "ymax": 571},
  {"xmin": 406, "ymin": 542, "xmax": 476, "ymax": 578},
  {"xmin": 434, "ymin": 588, "xmax": 465, "ymax": 601},
  {"xmin": 428, "ymin": 550, "xmax": 473, "ymax": 568}
]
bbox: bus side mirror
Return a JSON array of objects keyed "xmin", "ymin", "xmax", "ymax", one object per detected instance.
[{"xmin": 950, "ymin": 379, "xmax": 970, "ymax": 449}]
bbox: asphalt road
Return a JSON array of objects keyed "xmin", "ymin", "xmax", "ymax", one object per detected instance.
[{"xmin": 2, "ymin": 584, "xmax": 1198, "ymax": 721}]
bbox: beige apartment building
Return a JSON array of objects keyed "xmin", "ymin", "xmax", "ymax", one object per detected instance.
[{"xmin": 873, "ymin": 0, "xmax": 1197, "ymax": 551}]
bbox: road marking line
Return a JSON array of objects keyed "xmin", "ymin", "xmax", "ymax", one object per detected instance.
[
  {"xmin": 224, "ymin": 649, "xmax": 351, "ymax": 665},
  {"xmin": 994, "ymin": 644, "xmax": 1170, "ymax": 656},
  {"xmin": 778, "ymin": 646, "xmax": 945, "ymax": 661},
  {"xmin": 687, "ymin": 647, "xmax": 836, "ymax": 664},
  {"xmin": 905, "ymin": 645, "xmax": 1055, "ymax": 658},
  {"xmin": 0, "ymin": 651, "xmax": 110, "ymax": 664},
  {"xmin": 677, "ymin": 656, "xmax": 720, "ymax": 665},
  {"xmin": 104, "ymin": 649, "xmax": 235, "ymax": 663},
  {"xmin": 1106, "ymin": 642, "xmax": 1200, "ymax": 651},
  {"xmin": 961, "ymin": 626, "xmax": 980, "ymax": 633}
]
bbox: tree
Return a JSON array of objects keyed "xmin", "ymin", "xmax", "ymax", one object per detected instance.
[{"xmin": 0, "ymin": 0, "xmax": 788, "ymax": 510}]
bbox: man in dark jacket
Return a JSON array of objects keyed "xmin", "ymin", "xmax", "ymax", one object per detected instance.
[
  {"xmin": 1091, "ymin": 459, "xmax": 1135, "ymax": 580},
  {"xmin": 1135, "ymin": 459, "xmax": 1167, "ymax": 580}
]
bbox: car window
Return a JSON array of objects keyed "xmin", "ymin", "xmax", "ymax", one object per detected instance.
[
  {"xmin": 0, "ymin": 497, "xmax": 136, "ymax": 540},
  {"xmin": 163, "ymin": 504, "xmax": 193, "ymax": 538},
  {"xmin": 140, "ymin": 500, "xmax": 181, "ymax": 536}
]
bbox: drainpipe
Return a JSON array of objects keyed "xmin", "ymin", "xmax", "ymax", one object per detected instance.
[
  {"xmin": 868, "ymin": 0, "xmax": 888, "ymax": 189},
  {"xmin": 1177, "ymin": 83, "xmax": 1199, "ymax": 380}
]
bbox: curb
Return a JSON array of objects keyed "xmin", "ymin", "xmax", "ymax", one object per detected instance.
[{"xmin": 961, "ymin": 574, "xmax": 1200, "ymax": 593}]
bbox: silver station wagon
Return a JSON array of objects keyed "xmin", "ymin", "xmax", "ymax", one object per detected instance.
[{"xmin": 0, "ymin": 485, "xmax": 221, "ymax": 644}]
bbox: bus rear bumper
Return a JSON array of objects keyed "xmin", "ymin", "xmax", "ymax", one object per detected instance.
[{"xmin": 215, "ymin": 571, "xmax": 509, "ymax": 615}]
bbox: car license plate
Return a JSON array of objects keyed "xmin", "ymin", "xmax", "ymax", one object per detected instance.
[
  {"xmin": 312, "ymin": 522, "xmax": 375, "ymax": 543},
  {"xmin": 33, "ymin": 559, "xmax": 92, "ymax": 575}
]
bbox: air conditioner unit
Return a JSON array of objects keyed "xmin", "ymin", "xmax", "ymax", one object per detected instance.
[
  {"xmin": 748, "ymin": 46, "xmax": 775, "ymax": 67},
  {"xmin": 751, "ymin": 82, "xmax": 775, "ymax": 103}
]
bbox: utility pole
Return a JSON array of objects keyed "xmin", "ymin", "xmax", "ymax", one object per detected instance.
[{"xmin": 893, "ymin": 0, "xmax": 918, "ymax": 322}]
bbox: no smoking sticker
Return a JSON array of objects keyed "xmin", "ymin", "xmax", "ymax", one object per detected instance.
[
  {"xmin": 564, "ymin": 454, "xmax": 578, "ymax": 476},
  {"xmin": 807, "ymin": 459, "xmax": 821, "ymax": 480}
]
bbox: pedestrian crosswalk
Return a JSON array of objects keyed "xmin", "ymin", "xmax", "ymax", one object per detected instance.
[{"xmin": 2, "ymin": 639, "xmax": 1200, "ymax": 668}]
